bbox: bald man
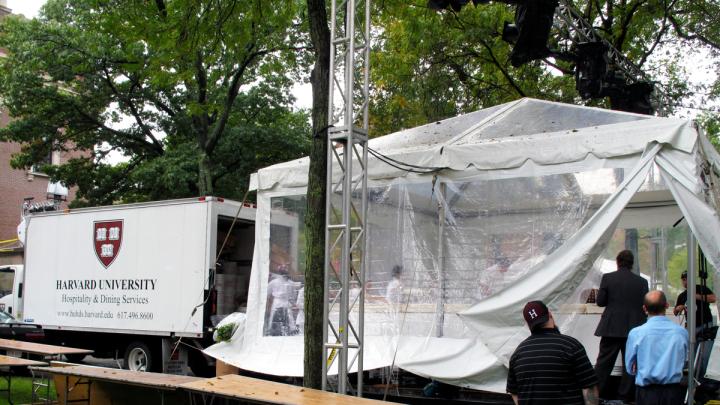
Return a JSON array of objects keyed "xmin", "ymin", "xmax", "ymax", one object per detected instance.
[{"xmin": 625, "ymin": 291, "xmax": 688, "ymax": 405}]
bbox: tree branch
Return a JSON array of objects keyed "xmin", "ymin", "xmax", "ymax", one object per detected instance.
[
  {"xmin": 475, "ymin": 40, "xmax": 526, "ymax": 97},
  {"xmin": 614, "ymin": 0, "xmax": 646, "ymax": 51},
  {"xmin": 594, "ymin": 0, "xmax": 608, "ymax": 26},
  {"xmin": 121, "ymin": 73, "xmax": 177, "ymax": 118},
  {"xmin": 100, "ymin": 64, "xmax": 164, "ymax": 154},
  {"xmin": 71, "ymin": 104, "xmax": 163, "ymax": 157},
  {"xmin": 211, "ymin": 156, "xmax": 245, "ymax": 184},
  {"xmin": 668, "ymin": 14, "xmax": 720, "ymax": 50},
  {"xmin": 449, "ymin": 14, "xmax": 525, "ymax": 97},
  {"xmin": 33, "ymin": 33, "xmax": 138, "ymax": 66},
  {"xmin": 192, "ymin": 50, "xmax": 210, "ymax": 148},
  {"xmin": 543, "ymin": 57, "xmax": 575, "ymax": 75},
  {"xmin": 155, "ymin": 0, "xmax": 167, "ymax": 18},
  {"xmin": 604, "ymin": 0, "xmax": 614, "ymax": 34},
  {"xmin": 205, "ymin": 46, "xmax": 267, "ymax": 153},
  {"xmin": 638, "ymin": 3, "xmax": 671, "ymax": 67}
]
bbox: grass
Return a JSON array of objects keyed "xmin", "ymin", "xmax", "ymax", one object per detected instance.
[{"xmin": 0, "ymin": 376, "xmax": 57, "ymax": 405}]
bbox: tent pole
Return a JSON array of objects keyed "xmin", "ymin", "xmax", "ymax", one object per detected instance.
[
  {"xmin": 436, "ymin": 182, "xmax": 446, "ymax": 338},
  {"xmin": 661, "ymin": 228, "xmax": 668, "ymax": 292},
  {"xmin": 626, "ymin": 229, "xmax": 640, "ymax": 275},
  {"xmin": 687, "ymin": 231, "xmax": 697, "ymax": 402}
]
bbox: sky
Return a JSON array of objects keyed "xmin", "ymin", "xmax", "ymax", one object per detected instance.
[{"xmin": 6, "ymin": 0, "xmax": 44, "ymax": 18}]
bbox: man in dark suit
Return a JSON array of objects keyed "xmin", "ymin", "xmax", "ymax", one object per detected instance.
[{"xmin": 594, "ymin": 250, "xmax": 649, "ymax": 401}]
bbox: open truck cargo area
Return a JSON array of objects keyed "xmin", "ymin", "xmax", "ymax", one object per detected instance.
[{"xmin": 19, "ymin": 197, "xmax": 256, "ymax": 375}]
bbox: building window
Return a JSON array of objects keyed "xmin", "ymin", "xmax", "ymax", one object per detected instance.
[{"xmin": 29, "ymin": 151, "xmax": 59, "ymax": 176}]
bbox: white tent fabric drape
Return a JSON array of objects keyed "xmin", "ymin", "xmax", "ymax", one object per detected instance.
[
  {"xmin": 454, "ymin": 144, "xmax": 659, "ymax": 373},
  {"xmin": 207, "ymin": 99, "xmax": 720, "ymax": 393}
]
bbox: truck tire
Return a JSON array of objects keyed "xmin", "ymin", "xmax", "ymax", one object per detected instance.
[
  {"xmin": 64, "ymin": 353, "xmax": 87, "ymax": 363},
  {"xmin": 188, "ymin": 349, "xmax": 214, "ymax": 377},
  {"xmin": 124, "ymin": 341, "xmax": 153, "ymax": 372}
]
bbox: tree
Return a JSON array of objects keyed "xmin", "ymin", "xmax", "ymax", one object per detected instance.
[
  {"xmin": 370, "ymin": 2, "xmax": 576, "ymax": 135},
  {"xmin": 303, "ymin": 0, "xmax": 330, "ymax": 390},
  {"xmin": 370, "ymin": 0, "xmax": 720, "ymax": 136},
  {"xmin": 0, "ymin": 0, "xmax": 309, "ymax": 205},
  {"xmin": 699, "ymin": 113, "xmax": 720, "ymax": 146}
]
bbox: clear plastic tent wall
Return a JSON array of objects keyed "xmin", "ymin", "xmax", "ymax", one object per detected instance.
[{"xmin": 205, "ymin": 98, "xmax": 720, "ymax": 392}]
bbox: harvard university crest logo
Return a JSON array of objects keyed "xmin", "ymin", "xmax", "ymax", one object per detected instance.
[{"xmin": 94, "ymin": 220, "xmax": 123, "ymax": 268}]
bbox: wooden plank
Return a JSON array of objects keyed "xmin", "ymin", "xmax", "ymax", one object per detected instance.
[
  {"xmin": 31, "ymin": 365, "xmax": 202, "ymax": 390},
  {"xmin": 0, "ymin": 338, "xmax": 92, "ymax": 356},
  {"xmin": 53, "ymin": 373, "xmax": 192, "ymax": 405},
  {"xmin": 181, "ymin": 374, "xmax": 400, "ymax": 405},
  {"xmin": 0, "ymin": 354, "xmax": 47, "ymax": 367}
]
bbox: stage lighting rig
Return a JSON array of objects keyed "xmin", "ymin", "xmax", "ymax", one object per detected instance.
[
  {"xmin": 429, "ymin": 0, "xmax": 560, "ymax": 67},
  {"xmin": 573, "ymin": 41, "xmax": 655, "ymax": 114},
  {"xmin": 609, "ymin": 81, "xmax": 655, "ymax": 115},
  {"xmin": 503, "ymin": 0, "xmax": 559, "ymax": 67},
  {"xmin": 427, "ymin": 0, "xmax": 667, "ymax": 114},
  {"xmin": 575, "ymin": 41, "xmax": 610, "ymax": 99}
]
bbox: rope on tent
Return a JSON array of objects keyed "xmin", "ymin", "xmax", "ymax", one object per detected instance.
[{"xmin": 190, "ymin": 189, "xmax": 252, "ymax": 317}]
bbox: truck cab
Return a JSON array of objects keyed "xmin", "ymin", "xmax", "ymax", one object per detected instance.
[{"xmin": 0, "ymin": 265, "xmax": 23, "ymax": 318}]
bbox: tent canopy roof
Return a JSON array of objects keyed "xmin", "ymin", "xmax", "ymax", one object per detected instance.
[{"xmin": 251, "ymin": 98, "xmax": 694, "ymax": 191}]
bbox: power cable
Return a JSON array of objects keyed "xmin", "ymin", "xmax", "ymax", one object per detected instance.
[
  {"xmin": 173, "ymin": 191, "xmax": 253, "ymax": 362},
  {"xmin": 368, "ymin": 147, "xmax": 446, "ymax": 174},
  {"xmin": 368, "ymin": 147, "xmax": 441, "ymax": 170},
  {"xmin": 190, "ymin": 189, "xmax": 252, "ymax": 317}
]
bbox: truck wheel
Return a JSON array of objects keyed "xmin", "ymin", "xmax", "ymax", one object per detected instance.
[
  {"xmin": 188, "ymin": 349, "xmax": 214, "ymax": 377},
  {"xmin": 124, "ymin": 341, "xmax": 153, "ymax": 372},
  {"xmin": 65, "ymin": 353, "xmax": 87, "ymax": 363}
]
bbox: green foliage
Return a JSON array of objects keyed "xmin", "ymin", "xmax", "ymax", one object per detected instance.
[
  {"xmin": 370, "ymin": 0, "xmax": 720, "ymax": 136},
  {"xmin": 370, "ymin": 1, "xmax": 575, "ymax": 135},
  {"xmin": 0, "ymin": 0, "xmax": 309, "ymax": 205},
  {"xmin": 216, "ymin": 322, "xmax": 237, "ymax": 342},
  {"xmin": 0, "ymin": 377, "xmax": 57, "ymax": 403},
  {"xmin": 698, "ymin": 113, "xmax": 720, "ymax": 149},
  {"xmin": 667, "ymin": 249, "xmax": 688, "ymax": 289}
]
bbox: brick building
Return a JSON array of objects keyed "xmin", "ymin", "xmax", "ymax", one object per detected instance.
[
  {"xmin": 0, "ymin": 2, "xmax": 82, "ymax": 264},
  {"xmin": 0, "ymin": 117, "xmax": 83, "ymax": 265}
]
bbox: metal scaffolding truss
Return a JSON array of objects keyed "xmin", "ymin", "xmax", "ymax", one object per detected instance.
[
  {"xmin": 555, "ymin": 0, "xmax": 646, "ymax": 81},
  {"xmin": 554, "ymin": 0, "xmax": 669, "ymax": 114},
  {"xmin": 322, "ymin": 0, "xmax": 370, "ymax": 396}
]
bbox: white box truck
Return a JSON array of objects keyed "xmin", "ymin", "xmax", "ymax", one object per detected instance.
[{"xmin": 17, "ymin": 197, "xmax": 256, "ymax": 375}]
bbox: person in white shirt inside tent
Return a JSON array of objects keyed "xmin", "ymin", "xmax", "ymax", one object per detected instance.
[
  {"xmin": 266, "ymin": 264, "xmax": 297, "ymax": 336},
  {"xmin": 385, "ymin": 265, "xmax": 403, "ymax": 305}
]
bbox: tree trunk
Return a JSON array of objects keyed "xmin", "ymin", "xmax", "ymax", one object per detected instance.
[
  {"xmin": 304, "ymin": 0, "xmax": 331, "ymax": 390},
  {"xmin": 198, "ymin": 152, "xmax": 214, "ymax": 196}
]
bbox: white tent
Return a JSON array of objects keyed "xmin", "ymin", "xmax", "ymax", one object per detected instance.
[{"xmin": 206, "ymin": 98, "xmax": 720, "ymax": 392}]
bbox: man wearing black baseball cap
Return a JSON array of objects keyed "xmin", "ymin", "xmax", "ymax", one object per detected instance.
[{"xmin": 507, "ymin": 301, "xmax": 599, "ymax": 405}]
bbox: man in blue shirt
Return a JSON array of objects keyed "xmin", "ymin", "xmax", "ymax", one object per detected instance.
[{"xmin": 626, "ymin": 290, "xmax": 688, "ymax": 405}]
